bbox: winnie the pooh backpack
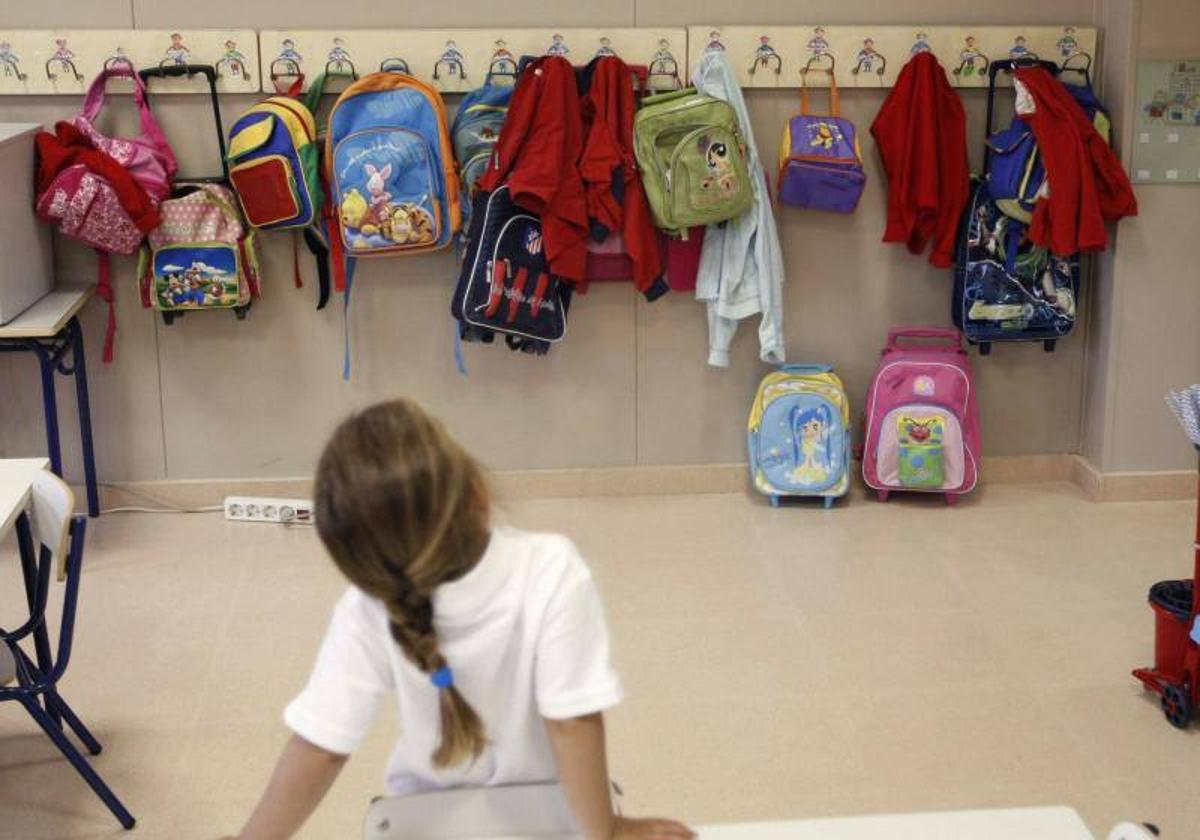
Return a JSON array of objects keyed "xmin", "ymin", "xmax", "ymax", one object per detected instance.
[
  {"xmin": 326, "ymin": 71, "xmax": 459, "ymax": 260},
  {"xmin": 862, "ymin": 328, "xmax": 981, "ymax": 505},
  {"xmin": 324, "ymin": 71, "xmax": 460, "ymax": 377},
  {"xmin": 747, "ymin": 364, "xmax": 852, "ymax": 508},
  {"xmin": 777, "ymin": 70, "xmax": 866, "ymax": 214}
]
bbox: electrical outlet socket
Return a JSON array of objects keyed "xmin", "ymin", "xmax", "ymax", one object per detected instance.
[{"xmin": 224, "ymin": 496, "xmax": 315, "ymax": 525}]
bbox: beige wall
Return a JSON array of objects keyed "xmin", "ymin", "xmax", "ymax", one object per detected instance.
[
  {"xmin": 5, "ymin": 1, "xmax": 1176, "ymax": 485},
  {"xmin": 1085, "ymin": 0, "xmax": 1200, "ymax": 473}
]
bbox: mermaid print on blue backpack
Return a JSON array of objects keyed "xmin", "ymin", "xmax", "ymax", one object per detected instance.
[{"xmin": 747, "ymin": 364, "xmax": 851, "ymax": 508}]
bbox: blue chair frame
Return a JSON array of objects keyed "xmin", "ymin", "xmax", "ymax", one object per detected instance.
[{"xmin": 1, "ymin": 512, "xmax": 135, "ymax": 829}]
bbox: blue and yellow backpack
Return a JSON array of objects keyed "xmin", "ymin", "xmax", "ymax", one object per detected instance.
[
  {"xmin": 747, "ymin": 364, "xmax": 852, "ymax": 508},
  {"xmin": 227, "ymin": 88, "xmax": 330, "ymax": 306}
]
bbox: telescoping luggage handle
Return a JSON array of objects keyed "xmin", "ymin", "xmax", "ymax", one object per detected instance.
[
  {"xmin": 780, "ymin": 363, "xmax": 833, "ymax": 374},
  {"xmin": 982, "ymin": 57, "xmax": 1061, "ymax": 168},
  {"xmin": 138, "ymin": 64, "xmax": 229, "ymax": 182},
  {"xmin": 885, "ymin": 327, "xmax": 965, "ymax": 353}
]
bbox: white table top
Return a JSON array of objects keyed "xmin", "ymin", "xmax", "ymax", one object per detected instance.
[
  {"xmin": 693, "ymin": 807, "xmax": 1095, "ymax": 839},
  {"xmin": 0, "ymin": 458, "xmax": 50, "ymax": 538},
  {"xmin": 0, "ymin": 288, "xmax": 93, "ymax": 339}
]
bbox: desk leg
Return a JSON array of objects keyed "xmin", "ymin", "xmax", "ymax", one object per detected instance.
[
  {"xmin": 15, "ymin": 513, "xmax": 61, "ymax": 728},
  {"xmin": 35, "ymin": 345, "xmax": 63, "ymax": 481},
  {"xmin": 68, "ymin": 318, "xmax": 100, "ymax": 518}
]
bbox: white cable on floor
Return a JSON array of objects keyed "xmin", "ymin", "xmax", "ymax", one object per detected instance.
[{"xmin": 100, "ymin": 505, "xmax": 224, "ymax": 515}]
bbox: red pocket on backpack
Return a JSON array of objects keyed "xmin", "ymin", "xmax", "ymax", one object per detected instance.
[{"xmin": 230, "ymin": 155, "xmax": 300, "ymax": 227}]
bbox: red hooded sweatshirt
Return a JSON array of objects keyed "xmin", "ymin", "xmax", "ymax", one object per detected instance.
[
  {"xmin": 870, "ymin": 51, "xmax": 969, "ymax": 268},
  {"xmin": 1014, "ymin": 67, "xmax": 1137, "ymax": 255},
  {"xmin": 578, "ymin": 56, "xmax": 665, "ymax": 298},
  {"xmin": 478, "ymin": 55, "xmax": 589, "ymax": 283}
]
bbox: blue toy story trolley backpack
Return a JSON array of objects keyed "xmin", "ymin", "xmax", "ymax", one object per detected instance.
[{"xmin": 747, "ymin": 364, "xmax": 852, "ymax": 508}]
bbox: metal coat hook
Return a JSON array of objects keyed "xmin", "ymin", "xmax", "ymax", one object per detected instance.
[
  {"xmin": 951, "ymin": 35, "xmax": 989, "ymax": 82},
  {"xmin": 546, "ymin": 33, "xmax": 570, "ymax": 57},
  {"xmin": 216, "ymin": 39, "xmax": 252, "ymax": 82},
  {"xmin": 432, "ymin": 39, "xmax": 466, "ymax": 81},
  {"xmin": 0, "ymin": 42, "xmax": 27, "ymax": 81},
  {"xmin": 324, "ymin": 37, "xmax": 355, "ymax": 77},
  {"xmin": 1061, "ymin": 50, "xmax": 1093, "ymax": 83},
  {"xmin": 801, "ymin": 51, "xmax": 836, "ymax": 78},
  {"xmin": 487, "ymin": 39, "xmax": 517, "ymax": 83},
  {"xmin": 648, "ymin": 38, "xmax": 682, "ymax": 89},
  {"xmin": 45, "ymin": 39, "xmax": 83, "ymax": 81},
  {"xmin": 851, "ymin": 38, "xmax": 886, "ymax": 79},
  {"xmin": 748, "ymin": 35, "xmax": 782, "ymax": 77},
  {"xmin": 379, "ymin": 57, "xmax": 411, "ymax": 74},
  {"xmin": 103, "ymin": 48, "xmax": 134, "ymax": 73}
]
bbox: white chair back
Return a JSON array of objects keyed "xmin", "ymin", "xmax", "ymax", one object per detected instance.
[
  {"xmin": 29, "ymin": 470, "xmax": 75, "ymax": 581},
  {"xmin": 363, "ymin": 783, "xmax": 580, "ymax": 839}
]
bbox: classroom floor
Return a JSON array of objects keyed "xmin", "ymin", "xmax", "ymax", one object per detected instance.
[{"xmin": 0, "ymin": 480, "xmax": 1197, "ymax": 839}]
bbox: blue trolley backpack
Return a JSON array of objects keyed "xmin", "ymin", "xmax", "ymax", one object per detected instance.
[
  {"xmin": 747, "ymin": 364, "xmax": 851, "ymax": 508},
  {"xmin": 952, "ymin": 58, "xmax": 1080, "ymax": 354}
]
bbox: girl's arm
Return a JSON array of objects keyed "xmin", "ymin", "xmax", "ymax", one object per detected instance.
[
  {"xmin": 234, "ymin": 734, "xmax": 348, "ymax": 840},
  {"xmin": 544, "ymin": 713, "xmax": 694, "ymax": 840}
]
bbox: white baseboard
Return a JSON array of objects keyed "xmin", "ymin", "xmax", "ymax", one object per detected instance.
[
  {"xmin": 87, "ymin": 452, "xmax": 1179, "ymax": 510},
  {"xmin": 1070, "ymin": 455, "xmax": 1196, "ymax": 502}
]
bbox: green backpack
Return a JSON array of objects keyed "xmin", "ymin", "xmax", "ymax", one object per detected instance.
[{"xmin": 634, "ymin": 88, "xmax": 754, "ymax": 233}]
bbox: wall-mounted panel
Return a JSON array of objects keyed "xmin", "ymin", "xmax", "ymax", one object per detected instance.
[
  {"xmin": 258, "ymin": 28, "xmax": 688, "ymax": 94},
  {"xmin": 0, "ymin": 29, "xmax": 260, "ymax": 94},
  {"xmin": 686, "ymin": 25, "xmax": 1097, "ymax": 88}
]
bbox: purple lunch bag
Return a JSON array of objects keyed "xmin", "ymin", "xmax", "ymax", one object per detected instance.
[{"xmin": 777, "ymin": 72, "xmax": 866, "ymax": 214}]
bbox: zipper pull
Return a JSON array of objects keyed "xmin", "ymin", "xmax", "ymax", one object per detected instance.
[{"xmin": 664, "ymin": 168, "xmax": 672, "ymax": 192}]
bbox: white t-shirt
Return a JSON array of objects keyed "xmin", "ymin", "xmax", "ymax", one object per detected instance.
[{"xmin": 284, "ymin": 526, "xmax": 624, "ymax": 796}]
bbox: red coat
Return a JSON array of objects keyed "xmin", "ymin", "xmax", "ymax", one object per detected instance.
[
  {"xmin": 1014, "ymin": 67, "xmax": 1137, "ymax": 255},
  {"xmin": 870, "ymin": 52, "xmax": 969, "ymax": 268},
  {"xmin": 578, "ymin": 56, "xmax": 664, "ymax": 296},
  {"xmin": 36, "ymin": 121, "xmax": 161, "ymax": 234},
  {"xmin": 478, "ymin": 55, "xmax": 589, "ymax": 283}
]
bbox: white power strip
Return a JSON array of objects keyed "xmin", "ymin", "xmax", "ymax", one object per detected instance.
[{"xmin": 224, "ymin": 496, "xmax": 315, "ymax": 525}]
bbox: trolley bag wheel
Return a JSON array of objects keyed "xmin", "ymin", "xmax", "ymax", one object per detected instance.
[
  {"xmin": 823, "ymin": 496, "xmax": 835, "ymax": 509},
  {"xmin": 1043, "ymin": 339, "xmax": 1057, "ymax": 352},
  {"xmin": 769, "ymin": 495, "xmax": 781, "ymax": 508},
  {"xmin": 234, "ymin": 304, "xmax": 251, "ymax": 321},
  {"xmin": 1161, "ymin": 682, "xmax": 1192, "ymax": 729},
  {"xmin": 161, "ymin": 311, "xmax": 179, "ymax": 325},
  {"xmin": 876, "ymin": 489, "xmax": 890, "ymax": 502},
  {"xmin": 945, "ymin": 492, "xmax": 959, "ymax": 506}
]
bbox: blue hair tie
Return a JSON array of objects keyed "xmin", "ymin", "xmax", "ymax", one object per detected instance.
[{"xmin": 431, "ymin": 666, "xmax": 454, "ymax": 690}]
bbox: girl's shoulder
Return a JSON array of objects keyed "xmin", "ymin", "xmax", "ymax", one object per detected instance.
[{"xmin": 491, "ymin": 526, "xmax": 592, "ymax": 580}]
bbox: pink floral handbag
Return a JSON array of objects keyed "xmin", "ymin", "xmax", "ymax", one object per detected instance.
[{"xmin": 35, "ymin": 66, "xmax": 178, "ymax": 360}]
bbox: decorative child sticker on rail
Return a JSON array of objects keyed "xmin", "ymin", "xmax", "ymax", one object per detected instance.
[
  {"xmin": 0, "ymin": 30, "xmax": 259, "ymax": 94},
  {"xmin": 259, "ymin": 29, "xmax": 687, "ymax": 95},
  {"xmin": 687, "ymin": 25, "xmax": 1097, "ymax": 88}
]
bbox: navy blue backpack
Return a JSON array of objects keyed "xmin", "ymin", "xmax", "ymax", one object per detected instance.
[{"xmin": 952, "ymin": 58, "xmax": 1083, "ymax": 354}]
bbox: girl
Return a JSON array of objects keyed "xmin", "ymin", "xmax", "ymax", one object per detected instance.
[{"xmin": 231, "ymin": 400, "xmax": 693, "ymax": 839}]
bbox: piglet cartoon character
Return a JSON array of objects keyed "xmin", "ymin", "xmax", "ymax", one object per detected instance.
[{"xmin": 364, "ymin": 163, "xmax": 393, "ymax": 223}]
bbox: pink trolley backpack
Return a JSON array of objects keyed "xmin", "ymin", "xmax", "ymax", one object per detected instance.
[{"xmin": 862, "ymin": 328, "xmax": 981, "ymax": 504}]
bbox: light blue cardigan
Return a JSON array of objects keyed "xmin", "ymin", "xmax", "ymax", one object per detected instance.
[{"xmin": 692, "ymin": 50, "xmax": 787, "ymax": 368}]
